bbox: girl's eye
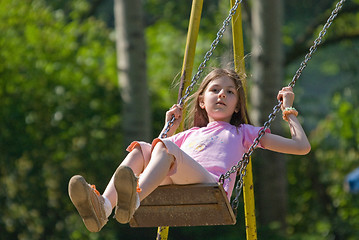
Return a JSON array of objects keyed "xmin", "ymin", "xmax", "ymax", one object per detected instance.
[
  {"xmin": 227, "ymin": 90, "xmax": 234, "ymax": 94},
  {"xmin": 211, "ymin": 88, "xmax": 219, "ymax": 93}
]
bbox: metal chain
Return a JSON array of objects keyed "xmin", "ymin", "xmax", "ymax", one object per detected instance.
[
  {"xmin": 160, "ymin": 0, "xmax": 243, "ymax": 139},
  {"xmin": 221, "ymin": 0, "xmax": 346, "ymax": 213}
]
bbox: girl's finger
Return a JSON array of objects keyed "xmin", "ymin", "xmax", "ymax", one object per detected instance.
[
  {"xmin": 170, "ymin": 104, "xmax": 182, "ymax": 110},
  {"xmin": 282, "ymin": 86, "xmax": 293, "ymax": 92},
  {"xmin": 277, "ymin": 91, "xmax": 283, "ymax": 101}
]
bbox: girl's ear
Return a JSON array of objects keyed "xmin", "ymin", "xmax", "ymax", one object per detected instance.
[
  {"xmin": 234, "ymin": 104, "xmax": 239, "ymax": 113},
  {"xmin": 199, "ymin": 96, "xmax": 205, "ymax": 109}
]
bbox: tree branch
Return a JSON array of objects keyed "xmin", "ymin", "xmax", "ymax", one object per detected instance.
[{"xmin": 285, "ymin": 3, "xmax": 359, "ymax": 66}]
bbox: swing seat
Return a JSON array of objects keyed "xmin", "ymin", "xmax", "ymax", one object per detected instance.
[{"xmin": 129, "ymin": 182, "xmax": 236, "ymax": 227}]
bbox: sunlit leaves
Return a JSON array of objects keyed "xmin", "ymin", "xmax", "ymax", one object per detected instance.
[{"xmin": 0, "ymin": 0, "xmax": 120, "ymax": 239}]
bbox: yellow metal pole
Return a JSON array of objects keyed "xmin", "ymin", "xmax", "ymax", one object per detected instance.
[
  {"xmin": 156, "ymin": 1, "xmax": 203, "ymax": 239},
  {"xmin": 243, "ymin": 161, "xmax": 257, "ymax": 240},
  {"xmin": 230, "ymin": 1, "xmax": 258, "ymax": 240},
  {"xmin": 177, "ymin": 0, "xmax": 204, "ymax": 132},
  {"xmin": 231, "ymin": 0, "xmax": 245, "ymax": 77},
  {"xmin": 156, "ymin": 226, "xmax": 169, "ymax": 240}
]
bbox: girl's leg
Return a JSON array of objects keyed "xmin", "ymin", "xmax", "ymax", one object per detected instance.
[
  {"xmin": 69, "ymin": 143, "xmax": 150, "ymax": 230},
  {"xmin": 137, "ymin": 142, "xmax": 175, "ymax": 200},
  {"xmin": 167, "ymin": 152, "xmax": 216, "ymax": 185},
  {"xmin": 137, "ymin": 140, "xmax": 216, "ymax": 201},
  {"xmin": 113, "ymin": 143, "xmax": 173, "ymax": 224},
  {"xmin": 103, "ymin": 147, "xmax": 145, "ymax": 208},
  {"xmin": 113, "ymin": 140, "xmax": 215, "ymax": 224}
]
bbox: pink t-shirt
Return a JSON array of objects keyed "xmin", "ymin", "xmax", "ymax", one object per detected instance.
[{"xmin": 167, "ymin": 121, "xmax": 269, "ymax": 197}]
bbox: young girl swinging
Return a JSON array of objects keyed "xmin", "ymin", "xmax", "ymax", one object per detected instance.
[{"xmin": 68, "ymin": 68, "xmax": 311, "ymax": 232}]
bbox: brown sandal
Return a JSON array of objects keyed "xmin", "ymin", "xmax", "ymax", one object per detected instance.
[
  {"xmin": 114, "ymin": 166, "xmax": 140, "ymax": 224},
  {"xmin": 68, "ymin": 175, "xmax": 108, "ymax": 232}
]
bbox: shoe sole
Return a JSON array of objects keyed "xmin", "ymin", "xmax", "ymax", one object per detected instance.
[
  {"xmin": 68, "ymin": 175, "xmax": 102, "ymax": 232},
  {"xmin": 114, "ymin": 166, "xmax": 137, "ymax": 224}
]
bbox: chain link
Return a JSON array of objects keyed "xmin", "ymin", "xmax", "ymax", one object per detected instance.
[
  {"xmin": 221, "ymin": 0, "xmax": 346, "ymax": 212},
  {"xmin": 160, "ymin": 0, "xmax": 243, "ymax": 139}
]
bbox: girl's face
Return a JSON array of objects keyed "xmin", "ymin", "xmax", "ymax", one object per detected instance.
[{"xmin": 199, "ymin": 76, "xmax": 239, "ymax": 123}]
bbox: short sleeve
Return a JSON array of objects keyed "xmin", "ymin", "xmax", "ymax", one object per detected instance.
[
  {"xmin": 241, "ymin": 124, "xmax": 271, "ymax": 150},
  {"xmin": 165, "ymin": 127, "xmax": 200, "ymax": 148},
  {"xmin": 166, "ymin": 130, "xmax": 188, "ymax": 147}
]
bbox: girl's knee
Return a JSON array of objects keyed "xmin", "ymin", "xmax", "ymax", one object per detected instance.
[
  {"xmin": 126, "ymin": 146, "xmax": 145, "ymax": 163},
  {"xmin": 130, "ymin": 145, "xmax": 143, "ymax": 157},
  {"xmin": 153, "ymin": 141, "xmax": 166, "ymax": 152},
  {"xmin": 153, "ymin": 142, "xmax": 174, "ymax": 164},
  {"xmin": 122, "ymin": 145, "xmax": 146, "ymax": 174}
]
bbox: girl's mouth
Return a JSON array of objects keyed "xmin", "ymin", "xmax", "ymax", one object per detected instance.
[{"xmin": 216, "ymin": 101, "xmax": 226, "ymax": 106}]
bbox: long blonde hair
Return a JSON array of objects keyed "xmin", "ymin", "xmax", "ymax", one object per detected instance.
[{"xmin": 186, "ymin": 68, "xmax": 251, "ymax": 128}]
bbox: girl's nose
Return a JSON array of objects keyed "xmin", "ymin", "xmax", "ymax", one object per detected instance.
[{"xmin": 218, "ymin": 89, "xmax": 226, "ymax": 98}]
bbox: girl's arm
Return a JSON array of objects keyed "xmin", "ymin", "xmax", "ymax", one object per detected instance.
[
  {"xmin": 159, "ymin": 104, "xmax": 183, "ymax": 138},
  {"xmin": 259, "ymin": 87, "xmax": 311, "ymax": 155}
]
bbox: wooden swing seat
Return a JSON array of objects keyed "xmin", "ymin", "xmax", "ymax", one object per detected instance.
[{"xmin": 129, "ymin": 183, "xmax": 236, "ymax": 227}]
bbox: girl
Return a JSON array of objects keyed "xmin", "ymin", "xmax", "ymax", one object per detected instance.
[{"xmin": 68, "ymin": 68, "xmax": 311, "ymax": 232}]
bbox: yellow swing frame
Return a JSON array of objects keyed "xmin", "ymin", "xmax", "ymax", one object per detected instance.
[
  {"xmin": 151, "ymin": 0, "xmax": 346, "ymax": 238},
  {"xmin": 155, "ymin": 0, "xmax": 257, "ymax": 239}
]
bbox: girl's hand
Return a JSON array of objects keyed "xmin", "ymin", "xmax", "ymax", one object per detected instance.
[
  {"xmin": 261, "ymin": 87, "xmax": 311, "ymax": 155},
  {"xmin": 277, "ymin": 87, "xmax": 295, "ymax": 110},
  {"xmin": 163, "ymin": 104, "xmax": 183, "ymax": 136}
]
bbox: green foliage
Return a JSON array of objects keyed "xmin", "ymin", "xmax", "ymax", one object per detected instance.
[
  {"xmin": 144, "ymin": 0, "xmax": 221, "ymax": 31},
  {"xmin": 146, "ymin": 21, "xmax": 185, "ymax": 135},
  {"xmin": 287, "ymin": 84, "xmax": 359, "ymax": 239},
  {"xmin": 0, "ymin": 0, "xmax": 121, "ymax": 239}
]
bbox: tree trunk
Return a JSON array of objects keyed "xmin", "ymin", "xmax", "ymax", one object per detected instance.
[
  {"xmin": 114, "ymin": 0, "xmax": 151, "ymax": 146},
  {"xmin": 250, "ymin": 0, "xmax": 287, "ymax": 232}
]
